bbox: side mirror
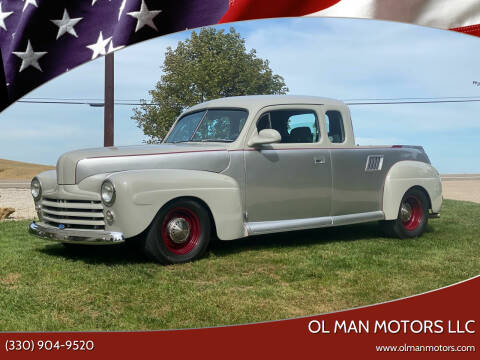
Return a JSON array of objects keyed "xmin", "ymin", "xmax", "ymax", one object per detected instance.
[{"xmin": 248, "ymin": 129, "xmax": 282, "ymax": 147}]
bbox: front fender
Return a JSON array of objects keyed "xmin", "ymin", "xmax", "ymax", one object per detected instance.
[
  {"xmin": 106, "ymin": 169, "xmax": 246, "ymax": 240},
  {"xmin": 383, "ymin": 160, "xmax": 442, "ymax": 220},
  {"xmin": 34, "ymin": 170, "xmax": 57, "ymax": 193}
]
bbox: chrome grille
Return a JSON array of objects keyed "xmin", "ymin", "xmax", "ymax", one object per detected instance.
[
  {"xmin": 40, "ymin": 198, "xmax": 105, "ymax": 230},
  {"xmin": 365, "ymin": 155, "xmax": 384, "ymax": 171}
]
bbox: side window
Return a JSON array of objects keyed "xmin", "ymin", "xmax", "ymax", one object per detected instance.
[
  {"xmin": 256, "ymin": 110, "xmax": 320, "ymax": 144},
  {"xmin": 191, "ymin": 109, "xmax": 248, "ymax": 142},
  {"xmin": 257, "ymin": 113, "xmax": 271, "ymax": 132},
  {"xmin": 325, "ymin": 110, "xmax": 345, "ymax": 143}
]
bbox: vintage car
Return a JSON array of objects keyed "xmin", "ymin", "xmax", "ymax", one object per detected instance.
[{"xmin": 29, "ymin": 95, "xmax": 442, "ymax": 264}]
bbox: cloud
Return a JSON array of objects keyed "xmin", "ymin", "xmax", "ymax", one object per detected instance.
[{"xmin": 242, "ymin": 18, "xmax": 480, "ymax": 102}]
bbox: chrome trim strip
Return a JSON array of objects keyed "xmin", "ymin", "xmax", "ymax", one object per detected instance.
[
  {"xmin": 41, "ymin": 208, "xmax": 105, "ymax": 218},
  {"xmin": 41, "ymin": 199, "xmax": 103, "ymax": 210},
  {"xmin": 247, "ymin": 216, "xmax": 333, "ymax": 235},
  {"xmin": 29, "ymin": 222, "xmax": 124, "ymax": 245},
  {"xmin": 41, "ymin": 215, "xmax": 105, "ymax": 226},
  {"xmin": 332, "ymin": 211, "xmax": 385, "ymax": 226},
  {"xmin": 246, "ymin": 211, "xmax": 385, "ymax": 235}
]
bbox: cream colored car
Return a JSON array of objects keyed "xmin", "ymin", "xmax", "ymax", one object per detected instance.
[{"xmin": 29, "ymin": 95, "xmax": 442, "ymax": 264}]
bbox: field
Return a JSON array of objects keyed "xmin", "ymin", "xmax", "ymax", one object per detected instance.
[
  {"xmin": 0, "ymin": 199, "xmax": 478, "ymax": 331},
  {"xmin": 0, "ymin": 158, "xmax": 54, "ymax": 180}
]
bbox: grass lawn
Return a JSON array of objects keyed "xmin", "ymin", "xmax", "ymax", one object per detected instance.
[{"xmin": 0, "ymin": 199, "xmax": 479, "ymax": 331}]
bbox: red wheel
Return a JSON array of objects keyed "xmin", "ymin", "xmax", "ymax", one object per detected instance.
[
  {"xmin": 161, "ymin": 207, "xmax": 201, "ymax": 255},
  {"xmin": 399, "ymin": 195, "xmax": 423, "ymax": 231},
  {"xmin": 381, "ymin": 188, "xmax": 429, "ymax": 239},
  {"xmin": 144, "ymin": 199, "xmax": 211, "ymax": 264}
]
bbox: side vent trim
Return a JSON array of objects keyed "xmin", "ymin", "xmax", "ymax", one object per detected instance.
[{"xmin": 365, "ymin": 155, "xmax": 384, "ymax": 171}]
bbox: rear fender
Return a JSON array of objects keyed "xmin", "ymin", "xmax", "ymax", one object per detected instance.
[{"xmin": 383, "ymin": 161, "xmax": 442, "ymax": 220}]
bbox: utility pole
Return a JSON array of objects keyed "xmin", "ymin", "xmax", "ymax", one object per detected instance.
[
  {"xmin": 0, "ymin": 49, "xmax": 9, "ymax": 111},
  {"xmin": 104, "ymin": 53, "xmax": 114, "ymax": 147}
]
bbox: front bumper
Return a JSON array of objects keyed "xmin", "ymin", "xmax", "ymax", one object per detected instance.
[{"xmin": 29, "ymin": 222, "xmax": 124, "ymax": 245}]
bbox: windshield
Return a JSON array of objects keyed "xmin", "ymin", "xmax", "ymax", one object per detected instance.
[{"xmin": 165, "ymin": 109, "xmax": 248, "ymax": 143}]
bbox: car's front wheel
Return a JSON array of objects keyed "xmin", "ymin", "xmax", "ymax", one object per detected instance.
[
  {"xmin": 144, "ymin": 199, "xmax": 211, "ymax": 264},
  {"xmin": 382, "ymin": 188, "xmax": 429, "ymax": 238}
]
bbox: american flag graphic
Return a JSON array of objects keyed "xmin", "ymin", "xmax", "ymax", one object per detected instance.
[
  {"xmin": 0, "ymin": 0, "xmax": 229, "ymax": 110},
  {"xmin": 0, "ymin": 0, "xmax": 479, "ymax": 112}
]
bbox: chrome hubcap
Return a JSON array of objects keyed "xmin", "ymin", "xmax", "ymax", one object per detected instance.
[
  {"xmin": 400, "ymin": 202, "xmax": 413, "ymax": 222},
  {"xmin": 166, "ymin": 217, "xmax": 191, "ymax": 244}
]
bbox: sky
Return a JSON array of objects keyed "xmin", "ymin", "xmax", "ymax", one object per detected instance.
[{"xmin": 0, "ymin": 17, "xmax": 479, "ymax": 173}]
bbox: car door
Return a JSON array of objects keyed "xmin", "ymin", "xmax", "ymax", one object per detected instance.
[
  {"xmin": 324, "ymin": 106, "xmax": 386, "ymax": 216},
  {"xmin": 244, "ymin": 104, "xmax": 332, "ymax": 223}
]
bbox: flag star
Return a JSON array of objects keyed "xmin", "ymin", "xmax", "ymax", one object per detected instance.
[
  {"xmin": 12, "ymin": 40, "xmax": 47, "ymax": 72},
  {"xmin": 118, "ymin": 0, "xmax": 126, "ymax": 20},
  {"xmin": 22, "ymin": 0, "xmax": 38, "ymax": 12},
  {"xmin": 51, "ymin": 9, "xmax": 83, "ymax": 39},
  {"xmin": 107, "ymin": 40, "xmax": 124, "ymax": 54},
  {"xmin": 92, "ymin": 0, "xmax": 112, "ymax": 6},
  {"xmin": 86, "ymin": 31, "xmax": 111, "ymax": 60},
  {"xmin": 0, "ymin": 3, "xmax": 13, "ymax": 31},
  {"xmin": 127, "ymin": 0, "xmax": 162, "ymax": 32}
]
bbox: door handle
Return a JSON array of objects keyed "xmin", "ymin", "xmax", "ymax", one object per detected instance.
[{"xmin": 314, "ymin": 157, "xmax": 325, "ymax": 165}]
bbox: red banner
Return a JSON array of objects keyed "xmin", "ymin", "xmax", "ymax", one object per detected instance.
[{"xmin": 1, "ymin": 276, "xmax": 478, "ymax": 359}]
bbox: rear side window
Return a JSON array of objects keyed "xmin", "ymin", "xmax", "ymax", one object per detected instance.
[
  {"xmin": 325, "ymin": 110, "xmax": 345, "ymax": 143},
  {"xmin": 256, "ymin": 109, "xmax": 320, "ymax": 143}
]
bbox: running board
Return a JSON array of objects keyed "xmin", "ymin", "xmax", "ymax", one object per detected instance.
[{"xmin": 246, "ymin": 211, "xmax": 385, "ymax": 236}]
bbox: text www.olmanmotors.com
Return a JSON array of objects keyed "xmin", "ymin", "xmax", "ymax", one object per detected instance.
[{"xmin": 376, "ymin": 344, "xmax": 476, "ymax": 352}]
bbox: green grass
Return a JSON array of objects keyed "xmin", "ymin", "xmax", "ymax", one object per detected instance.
[{"xmin": 0, "ymin": 199, "xmax": 479, "ymax": 331}]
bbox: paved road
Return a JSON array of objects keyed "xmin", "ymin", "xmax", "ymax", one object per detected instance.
[
  {"xmin": 0, "ymin": 180, "xmax": 30, "ymax": 189},
  {"xmin": 441, "ymin": 174, "xmax": 480, "ymax": 181}
]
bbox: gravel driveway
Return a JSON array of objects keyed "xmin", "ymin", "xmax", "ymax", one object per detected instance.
[
  {"xmin": 0, "ymin": 188, "xmax": 36, "ymax": 220},
  {"xmin": 1, "ymin": 176, "xmax": 479, "ymax": 220}
]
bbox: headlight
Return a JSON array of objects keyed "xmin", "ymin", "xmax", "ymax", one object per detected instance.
[
  {"xmin": 31, "ymin": 178, "xmax": 42, "ymax": 201},
  {"xmin": 101, "ymin": 180, "xmax": 116, "ymax": 206}
]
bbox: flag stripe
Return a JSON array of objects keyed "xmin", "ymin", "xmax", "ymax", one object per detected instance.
[
  {"xmin": 219, "ymin": 0, "xmax": 340, "ymax": 23},
  {"xmin": 309, "ymin": 0, "xmax": 480, "ymax": 31},
  {"xmin": 452, "ymin": 24, "xmax": 480, "ymax": 38}
]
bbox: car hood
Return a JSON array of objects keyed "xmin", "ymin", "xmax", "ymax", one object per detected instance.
[{"xmin": 56, "ymin": 143, "xmax": 230, "ymax": 185}]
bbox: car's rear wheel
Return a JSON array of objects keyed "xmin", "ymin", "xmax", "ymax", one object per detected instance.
[
  {"xmin": 382, "ymin": 188, "xmax": 429, "ymax": 238},
  {"xmin": 144, "ymin": 199, "xmax": 211, "ymax": 264}
]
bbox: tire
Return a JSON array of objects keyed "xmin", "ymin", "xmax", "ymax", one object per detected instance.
[
  {"xmin": 381, "ymin": 188, "xmax": 429, "ymax": 239},
  {"xmin": 144, "ymin": 199, "xmax": 211, "ymax": 264}
]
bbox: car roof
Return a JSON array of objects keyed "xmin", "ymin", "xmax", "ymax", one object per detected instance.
[{"xmin": 186, "ymin": 95, "xmax": 345, "ymax": 113}]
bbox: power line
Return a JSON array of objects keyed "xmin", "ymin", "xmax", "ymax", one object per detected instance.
[
  {"xmin": 16, "ymin": 95, "xmax": 480, "ymax": 106},
  {"xmin": 343, "ymin": 95, "xmax": 480, "ymax": 101},
  {"xmin": 17, "ymin": 100, "xmax": 151, "ymax": 106},
  {"xmin": 346, "ymin": 99, "xmax": 480, "ymax": 105},
  {"xmin": 24, "ymin": 97, "xmax": 142, "ymax": 102},
  {"xmin": 23, "ymin": 95, "xmax": 480, "ymax": 102}
]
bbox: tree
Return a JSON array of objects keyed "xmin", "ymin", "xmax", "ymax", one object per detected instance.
[{"xmin": 132, "ymin": 27, "xmax": 289, "ymax": 142}]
